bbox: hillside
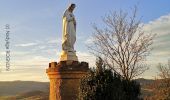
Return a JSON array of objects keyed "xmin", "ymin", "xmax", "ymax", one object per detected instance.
[
  {"xmin": 0, "ymin": 81, "xmax": 49, "ymax": 100},
  {"xmin": 0, "ymin": 91, "xmax": 48, "ymax": 100},
  {"xmin": 0, "ymin": 81, "xmax": 49, "ymax": 96}
]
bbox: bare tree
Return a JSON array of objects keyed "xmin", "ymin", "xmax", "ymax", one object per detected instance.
[
  {"xmin": 158, "ymin": 62, "xmax": 170, "ymax": 79},
  {"xmin": 146, "ymin": 60, "xmax": 170, "ymax": 100},
  {"xmin": 143, "ymin": 60, "xmax": 170, "ymax": 99},
  {"xmin": 158, "ymin": 60, "xmax": 170, "ymax": 79},
  {"xmin": 158, "ymin": 60, "xmax": 170, "ymax": 85},
  {"xmin": 89, "ymin": 7, "xmax": 155, "ymax": 80}
]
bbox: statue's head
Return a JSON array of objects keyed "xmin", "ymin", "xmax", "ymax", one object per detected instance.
[{"xmin": 68, "ymin": 3, "xmax": 76, "ymax": 12}]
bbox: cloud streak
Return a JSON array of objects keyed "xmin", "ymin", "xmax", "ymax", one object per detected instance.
[
  {"xmin": 15, "ymin": 43, "xmax": 38, "ymax": 47},
  {"xmin": 84, "ymin": 36, "xmax": 94, "ymax": 45}
]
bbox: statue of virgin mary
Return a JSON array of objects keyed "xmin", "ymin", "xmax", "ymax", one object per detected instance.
[{"xmin": 60, "ymin": 3, "xmax": 78, "ymax": 61}]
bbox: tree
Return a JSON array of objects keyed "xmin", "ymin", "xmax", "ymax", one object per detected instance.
[
  {"xmin": 78, "ymin": 57, "xmax": 116, "ymax": 100},
  {"xmin": 156, "ymin": 60, "xmax": 170, "ymax": 99},
  {"xmin": 158, "ymin": 60, "xmax": 170, "ymax": 81},
  {"xmin": 78, "ymin": 57, "xmax": 142, "ymax": 100},
  {"xmin": 145, "ymin": 60, "xmax": 170, "ymax": 100},
  {"xmin": 89, "ymin": 7, "xmax": 155, "ymax": 80}
]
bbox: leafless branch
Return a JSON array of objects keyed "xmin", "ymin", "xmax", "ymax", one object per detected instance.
[{"xmin": 88, "ymin": 7, "xmax": 155, "ymax": 80}]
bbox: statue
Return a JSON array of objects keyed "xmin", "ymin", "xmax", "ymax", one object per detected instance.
[
  {"xmin": 46, "ymin": 4, "xmax": 89, "ymax": 100},
  {"xmin": 60, "ymin": 3, "xmax": 78, "ymax": 62}
]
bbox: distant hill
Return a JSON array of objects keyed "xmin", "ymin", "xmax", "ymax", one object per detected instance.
[
  {"xmin": 0, "ymin": 81, "xmax": 49, "ymax": 100},
  {"xmin": 135, "ymin": 78, "xmax": 155, "ymax": 86},
  {"xmin": 135, "ymin": 78, "xmax": 156, "ymax": 98}
]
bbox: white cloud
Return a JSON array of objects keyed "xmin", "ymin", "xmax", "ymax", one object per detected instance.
[
  {"xmin": 153, "ymin": 51, "xmax": 170, "ymax": 57},
  {"xmin": 15, "ymin": 42, "xmax": 38, "ymax": 47},
  {"xmin": 84, "ymin": 36, "xmax": 94, "ymax": 45},
  {"xmin": 46, "ymin": 37, "xmax": 61, "ymax": 44},
  {"xmin": 0, "ymin": 51, "xmax": 29, "ymax": 56},
  {"xmin": 11, "ymin": 55, "xmax": 52, "ymax": 66},
  {"xmin": 143, "ymin": 14, "xmax": 170, "ymax": 36},
  {"xmin": 77, "ymin": 52, "xmax": 96, "ymax": 67},
  {"xmin": 0, "ymin": 51, "xmax": 5, "ymax": 56},
  {"xmin": 143, "ymin": 14, "xmax": 170, "ymax": 60},
  {"xmin": 141, "ymin": 14, "xmax": 170, "ymax": 78},
  {"xmin": 12, "ymin": 51, "xmax": 30, "ymax": 55}
]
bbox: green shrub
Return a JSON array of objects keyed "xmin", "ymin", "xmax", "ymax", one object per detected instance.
[{"xmin": 78, "ymin": 57, "xmax": 142, "ymax": 100}]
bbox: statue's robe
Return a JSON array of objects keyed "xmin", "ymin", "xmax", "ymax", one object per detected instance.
[{"xmin": 62, "ymin": 10, "xmax": 76, "ymax": 52}]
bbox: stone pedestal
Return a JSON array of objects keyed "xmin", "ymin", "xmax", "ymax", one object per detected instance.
[
  {"xmin": 60, "ymin": 51, "xmax": 78, "ymax": 61},
  {"xmin": 46, "ymin": 61, "xmax": 89, "ymax": 100}
]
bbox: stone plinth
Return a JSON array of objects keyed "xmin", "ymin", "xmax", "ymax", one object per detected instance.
[
  {"xmin": 60, "ymin": 51, "xmax": 78, "ymax": 61},
  {"xmin": 46, "ymin": 61, "xmax": 89, "ymax": 100}
]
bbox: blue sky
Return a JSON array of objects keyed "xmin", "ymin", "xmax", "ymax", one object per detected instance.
[{"xmin": 0, "ymin": 0, "xmax": 170, "ymax": 81}]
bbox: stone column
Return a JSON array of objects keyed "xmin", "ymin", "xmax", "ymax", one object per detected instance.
[{"xmin": 46, "ymin": 61, "xmax": 89, "ymax": 100}]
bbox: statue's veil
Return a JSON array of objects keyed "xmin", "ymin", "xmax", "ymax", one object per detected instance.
[{"xmin": 63, "ymin": 3, "xmax": 73, "ymax": 18}]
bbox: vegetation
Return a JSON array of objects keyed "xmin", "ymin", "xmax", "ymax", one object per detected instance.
[
  {"xmin": 79, "ymin": 57, "xmax": 142, "ymax": 100},
  {"xmin": 145, "ymin": 60, "xmax": 170, "ymax": 100},
  {"xmin": 157, "ymin": 61, "xmax": 170, "ymax": 99},
  {"xmin": 89, "ymin": 7, "xmax": 155, "ymax": 80},
  {"xmin": 130, "ymin": 61, "xmax": 170, "ymax": 99}
]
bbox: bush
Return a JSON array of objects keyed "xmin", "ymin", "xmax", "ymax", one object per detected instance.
[{"xmin": 78, "ymin": 57, "xmax": 142, "ymax": 100}]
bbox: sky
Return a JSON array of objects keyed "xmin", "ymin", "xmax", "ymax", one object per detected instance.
[{"xmin": 0, "ymin": 0, "xmax": 170, "ymax": 81}]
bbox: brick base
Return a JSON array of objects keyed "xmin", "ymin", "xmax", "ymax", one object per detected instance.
[{"xmin": 46, "ymin": 61, "xmax": 89, "ymax": 100}]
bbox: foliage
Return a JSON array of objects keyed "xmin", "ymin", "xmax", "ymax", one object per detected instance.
[{"xmin": 78, "ymin": 57, "xmax": 142, "ymax": 100}]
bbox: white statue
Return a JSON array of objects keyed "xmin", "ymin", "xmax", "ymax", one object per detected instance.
[{"xmin": 60, "ymin": 4, "xmax": 78, "ymax": 61}]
